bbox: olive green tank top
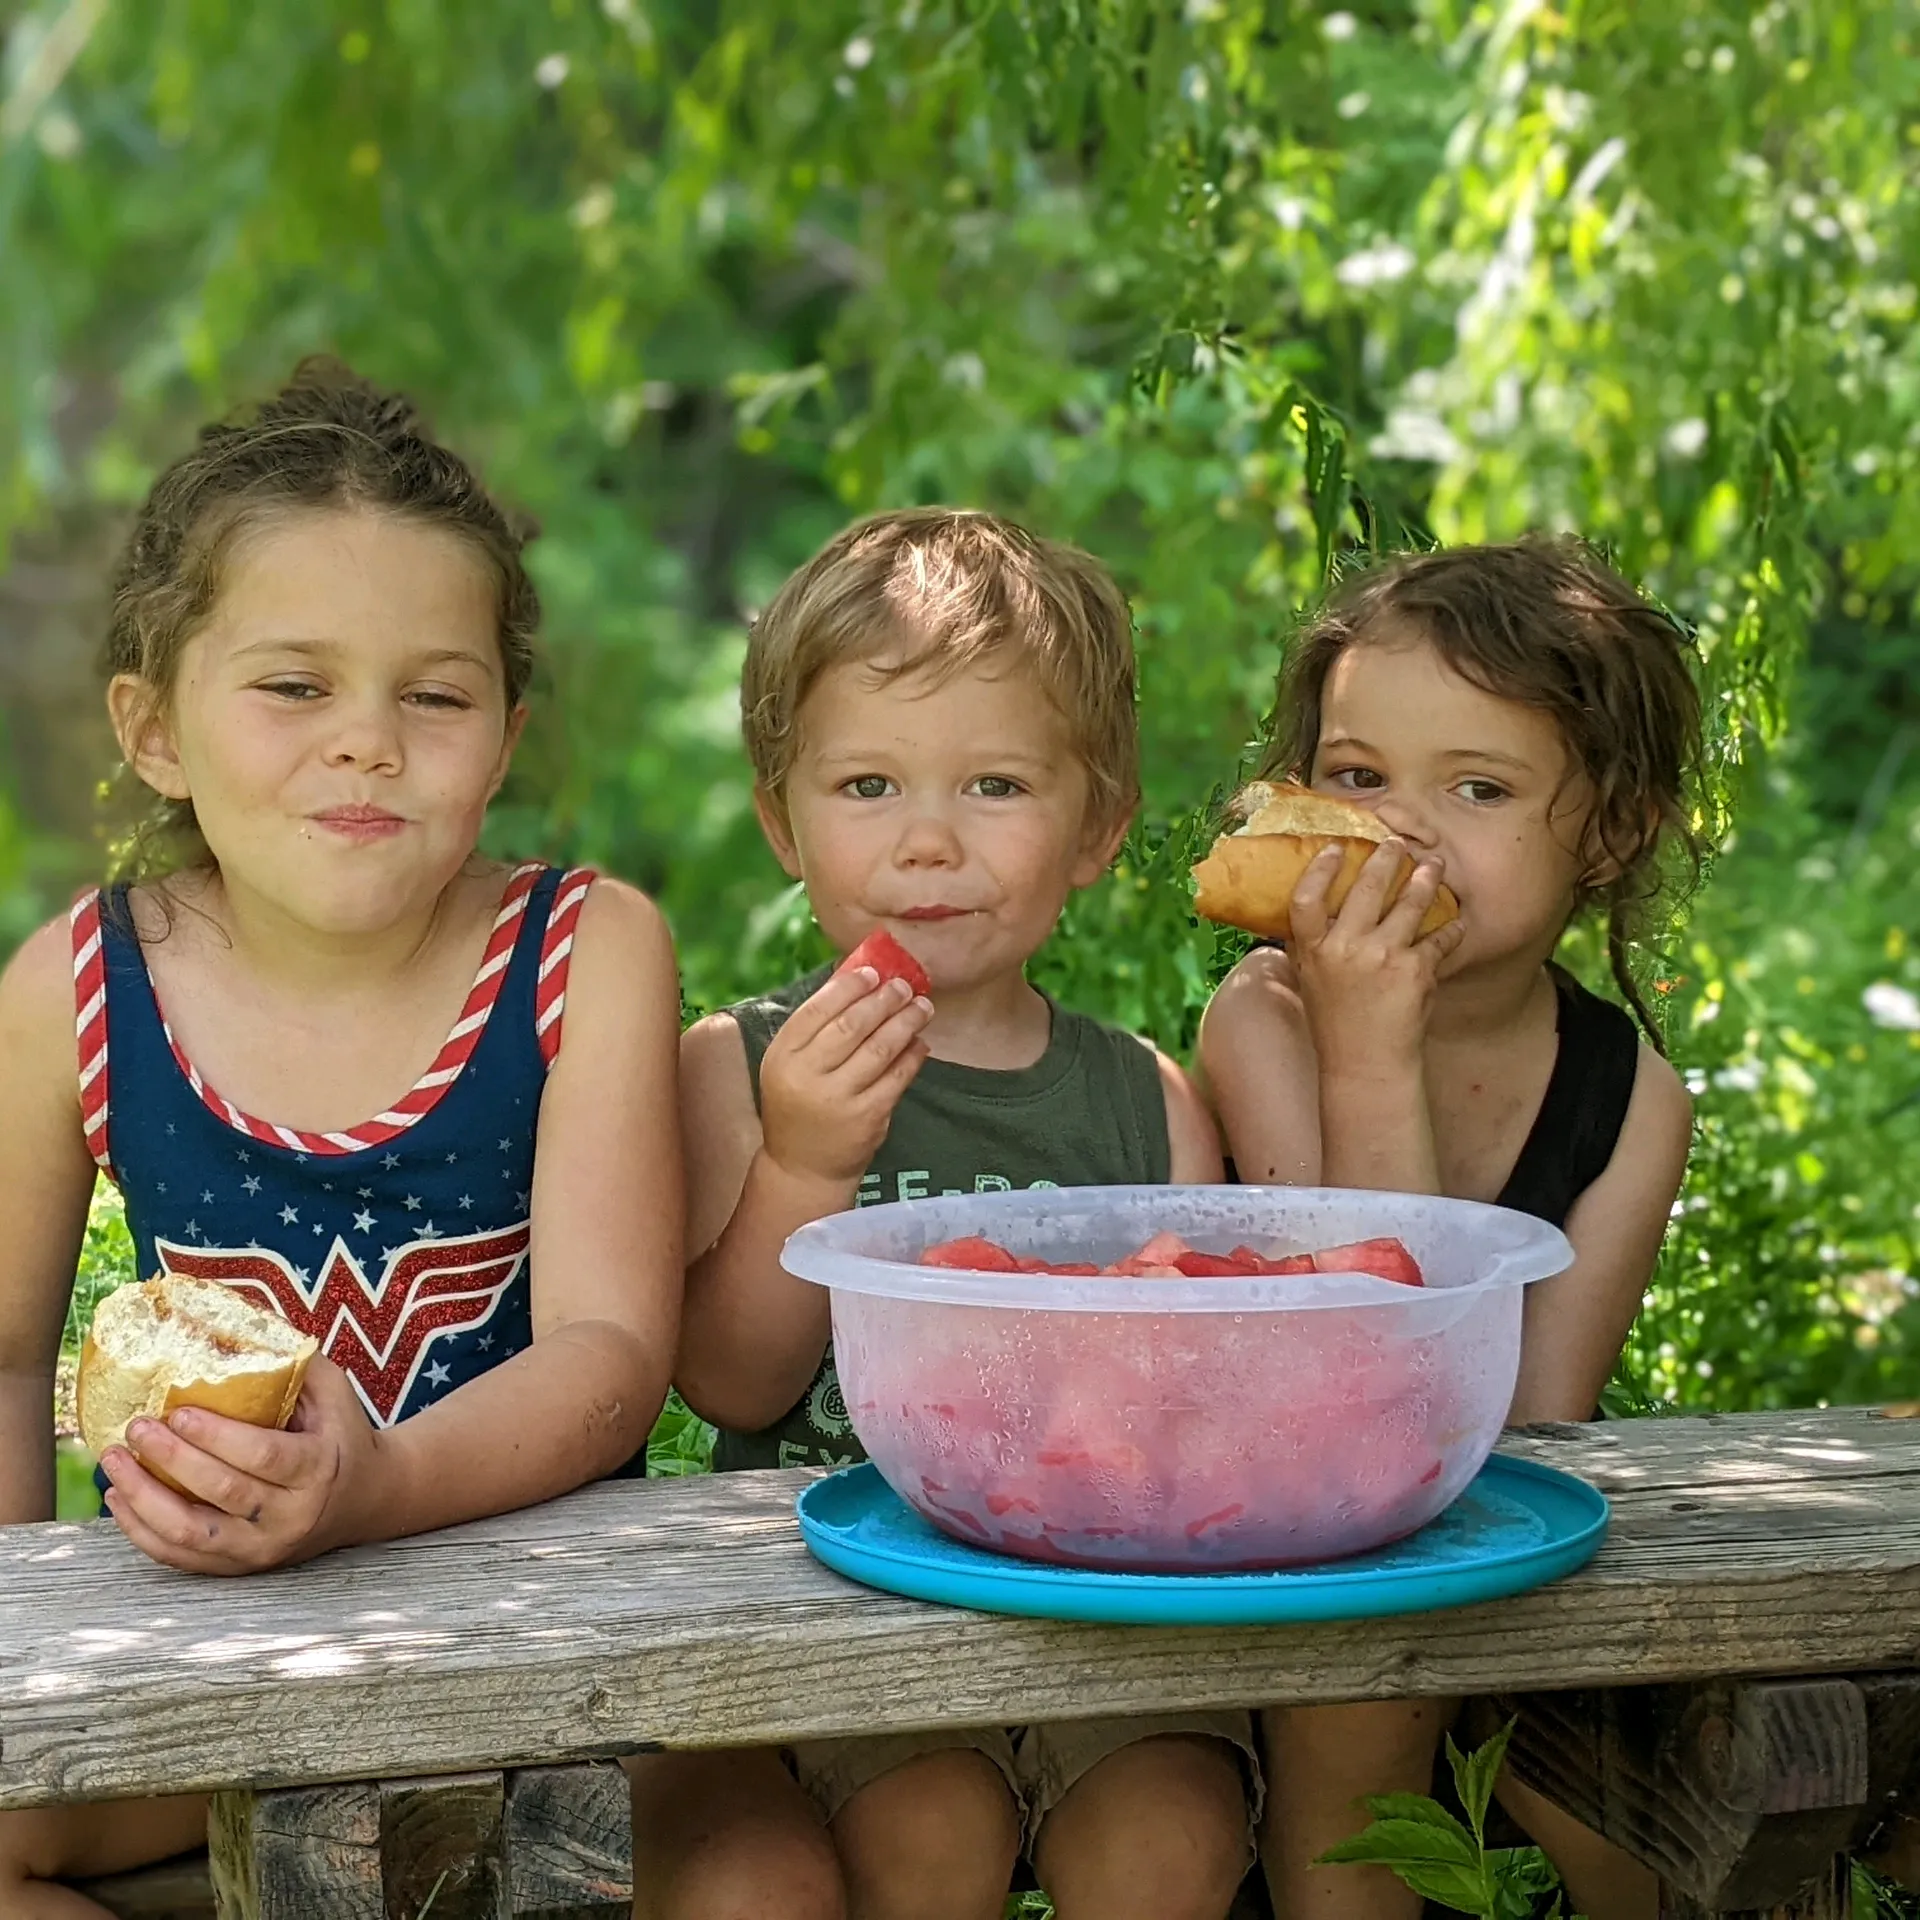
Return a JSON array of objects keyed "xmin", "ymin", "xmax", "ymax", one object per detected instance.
[{"xmin": 713, "ymin": 967, "xmax": 1172, "ymax": 1472}]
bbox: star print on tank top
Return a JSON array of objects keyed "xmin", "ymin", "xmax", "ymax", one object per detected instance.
[{"xmin": 71, "ymin": 863, "xmax": 592, "ymax": 1427}]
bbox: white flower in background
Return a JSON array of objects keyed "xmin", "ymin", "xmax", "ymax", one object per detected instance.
[
  {"xmin": 1336, "ymin": 241, "xmax": 1416, "ymax": 289},
  {"xmin": 1322, "ymin": 11, "xmax": 1358, "ymax": 38},
  {"xmin": 1665, "ymin": 417, "xmax": 1708, "ymax": 458},
  {"xmin": 1369, "ymin": 409, "xmax": 1463, "ymax": 464},
  {"xmin": 1864, "ymin": 981, "xmax": 1920, "ymax": 1030},
  {"xmin": 571, "ymin": 184, "xmax": 616, "ymax": 229},
  {"xmin": 843, "ymin": 36, "xmax": 874, "ymax": 70},
  {"xmin": 37, "ymin": 108, "xmax": 82, "ymax": 159},
  {"xmin": 1713, "ymin": 1062, "xmax": 1764, "ymax": 1093},
  {"xmin": 941, "ymin": 351, "xmax": 986, "ymax": 392},
  {"xmin": 535, "ymin": 53, "xmax": 570, "ymax": 88}
]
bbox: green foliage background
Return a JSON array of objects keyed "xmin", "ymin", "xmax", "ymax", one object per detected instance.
[{"xmin": 8, "ymin": 0, "xmax": 1920, "ymax": 1437}]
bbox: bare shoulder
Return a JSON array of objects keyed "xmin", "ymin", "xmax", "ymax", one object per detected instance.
[
  {"xmin": 540, "ymin": 876, "xmax": 679, "ymax": 1071},
  {"xmin": 1628, "ymin": 1044, "xmax": 1689, "ymax": 1144},
  {"xmin": 568, "ymin": 873, "xmax": 675, "ymax": 972},
  {"xmin": 1624, "ymin": 1041, "xmax": 1693, "ymax": 1153},
  {"xmin": 679, "ymin": 1011, "xmax": 762, "ymax": 1253},
  {"xmin": 1200, "ymin": 946, "xmax": 1310, "ymax": 1041},
  {"xmin": 1573, "ymin": 1039, "xmax": 1693, "ymax": 1229},
  {"xmin": 1148, "ymin": 1042, "xmax": 1225, "ymax": 1182},
  {"xmin": 682, "ymin": 1009, "xmax": 751, "ymax": 1099},
  {"xmin": 1197, "ymin": 946, "xmax": 1314, "ymax": 1086},
  {"xmin": 0, "ymin": 910, "xmax": 96, "ymax": 1163},
  {"xmin": 681, "ymin": 1013, "xmax": 760, "ymax": 1154},
  {"xmin": 0, "ymin": 911, "xmax": 84, "ymax": 1061},
  {"xmin": 1226, "ymin": 944, "xmax": 1302, "ymax": 992}
]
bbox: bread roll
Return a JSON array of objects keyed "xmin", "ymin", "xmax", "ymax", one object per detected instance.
[
  {"xmin": 1192, "ymin": 780, "xmax": 1460, "ymax": 942},
  {"xmin": 78, "ymin": 1275, "xmax": 318, "ymax": 1489}
]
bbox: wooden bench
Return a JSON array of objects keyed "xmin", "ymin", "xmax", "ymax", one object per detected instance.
[{"xmin": 8, "ymin": 1409, "xmax": 1920, "ymax": 1917}]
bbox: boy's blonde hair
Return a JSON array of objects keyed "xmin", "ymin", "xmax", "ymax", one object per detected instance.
[{"xmin": 742, "ymin": 508, "xmax": 1140, "ymax": 826}]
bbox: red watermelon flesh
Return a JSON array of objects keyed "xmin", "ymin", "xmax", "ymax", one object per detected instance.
[
  {"xmin": 1312, "ymin": 1237, "xmax": 1425, "ymax": 1287},
  {"xmin": 916, "ymin": 1231, "xmax": 1422, "ymax": 1285},
  {"xmin": 836, "ymin": 929, "xmax": 932, "ymax": 1001},
  {"xmin": 868, "ymin": 1225, "xmax": 1458, "ymax": 1567},
  {"xmin": 853, "ymin": 1303, "xmax": 1458, "ymax": 1571},
  {"xmin": 919, "ymin": 1235, "xmax": 1021, "ymax": 1271}
]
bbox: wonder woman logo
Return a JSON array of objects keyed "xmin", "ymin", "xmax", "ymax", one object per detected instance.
[{"xmin": 155, "ymin": 1223, "xmax": 529, "ymax": 1426}]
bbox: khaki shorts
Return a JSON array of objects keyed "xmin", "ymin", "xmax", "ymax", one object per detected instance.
[{"xmin": 788, "ymin": 1709, "xmax": 1262, "ymax": 1856}]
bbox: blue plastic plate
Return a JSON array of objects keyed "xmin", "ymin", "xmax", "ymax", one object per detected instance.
[{"xmin": 797, "ymin": 1456, "xmax": 1607, "ymax": 1625}]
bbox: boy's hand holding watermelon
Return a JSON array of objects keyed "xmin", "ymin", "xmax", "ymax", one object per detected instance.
[{"xmin": 756, "ymin": 930, "xmax": 935, "ymax": 1188}]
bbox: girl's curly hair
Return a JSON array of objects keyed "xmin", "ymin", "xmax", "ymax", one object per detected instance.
[{"xmin": 1261, "ymin": 536, "xmax": 1705, "ymax": 1046}]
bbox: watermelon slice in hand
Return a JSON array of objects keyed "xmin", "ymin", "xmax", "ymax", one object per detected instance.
[{"xmin": 837, "ymin": 930, "xmax": 932, "ymax": 1001}]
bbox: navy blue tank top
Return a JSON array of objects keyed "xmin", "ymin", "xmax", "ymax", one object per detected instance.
[{"xmin": 72, "ymin": 864, "xmax": 591, "ymax": 1429}]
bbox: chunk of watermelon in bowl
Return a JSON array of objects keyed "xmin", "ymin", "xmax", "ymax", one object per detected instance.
[
  {"xmin": 837, "ymin": 929, "xmax": 932, "ymax": 1001},
  {"xmin": 921, "ymin": 1235, "xmax": 1021, "ymax": 1272},
  {"xmin": 1312, "ymin": 1237, "xmax": 1425, "ymax": 1287}
]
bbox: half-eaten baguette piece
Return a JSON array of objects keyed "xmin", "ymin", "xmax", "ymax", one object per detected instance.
[
  {"xmin": 78, "ymin": 1275, "xmax": 318, "ymax": 1489},
  {"xmin": 1192, "ymin": 780, "xmax": 1461, "ymax": 943}
]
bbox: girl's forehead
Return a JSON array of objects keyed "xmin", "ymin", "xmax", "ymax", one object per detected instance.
[
  {"xmin": 198, "ymin": 509, "xmax": 500, "ymax": 660},
  {"xmin": 219, "ymin": 508, "xmax": 492, "ymax": 610},
  {"xmin": 1321, "ymin": 636, "xmax": 1566, "ymax": 768}
]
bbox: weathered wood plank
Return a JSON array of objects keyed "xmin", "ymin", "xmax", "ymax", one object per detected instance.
[
  {"xmin": 9, "ymin": 1414, "xmax": 1920, "ymax": 1810},
  {"xmin": 1659, "ymin": 1853, "xmax": 1852, "ymax": 1917},
  {"xmin": 502, "ymin": 1763, "xmax": 632, "ymax": 1917},
  {"xmin": 1851, "ymin": 1673, "xmax": 1920, "ymax": 1849},
  {"xmin": 208, "ymin": 1783, "xmax": 383, "ymax": 1919},
  {"xmin": 377, "ymin": 1773, "xmax": 504, "ymax": 1920},
  {"xmin": 198, "ymin": 1766, "xmax": 629, "ymax": 1920},
  {"xmin": 1494, "ymin": 1680, "xmax": 1867, "ymax": 1908}
]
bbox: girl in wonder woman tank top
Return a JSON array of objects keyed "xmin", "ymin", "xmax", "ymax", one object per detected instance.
[
  {"xmin": 0, "ymin": 362, "xmax": 682, "ymax": 1918},
  {"xmin": 1198, "ymin": 538, "xmax": 1705, "ymax": 1920}
]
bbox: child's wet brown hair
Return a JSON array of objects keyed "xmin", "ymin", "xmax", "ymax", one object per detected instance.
[
  {"xmin": 742, "ymin": 507, "xmax": 1141, "ymax": 833},
  {"xmin": 1261, "ymin": 536, "xmax": 1705, "ymax": 1044},
  {"xmin": 104, "ymin": 356, "xmax": 538, "ymax": 876}
]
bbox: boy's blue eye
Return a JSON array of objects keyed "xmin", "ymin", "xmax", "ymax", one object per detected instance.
[
  {"xmin": 974, "ymin": 776, "xmax": 1020, "ymax": 798},
  {"xmin": 259, "ymin": 679, "xmax": 322, "ymax": 701},
  {"xmin": 847, "ymin": 775, "xmax": 891, "ymax": 800}
]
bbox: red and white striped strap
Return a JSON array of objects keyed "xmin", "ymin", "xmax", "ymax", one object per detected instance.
[
  {"xmin": 165, "ymin": 863, "xmax": 548, "ymax": 1158},
  {"xmin": 536, "ymin": 867, "xmax": 595, "ymax": 1068},
  {"xmin": 72, "ymin": 892, "xmax": 112, "ymax": 1176}
]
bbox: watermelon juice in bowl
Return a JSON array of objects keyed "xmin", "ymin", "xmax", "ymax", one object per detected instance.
[{"xmin": 780, "ymin": 1187, "xmax": 1573, "ymax": 1573}]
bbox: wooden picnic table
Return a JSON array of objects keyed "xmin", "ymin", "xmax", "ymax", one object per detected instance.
[{"xmin": 8, "ymin": 1408, "xmax": 1920, "ymax": 1917}]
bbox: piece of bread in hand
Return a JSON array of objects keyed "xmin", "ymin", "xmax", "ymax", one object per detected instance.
[
  {"xmin": 1192, "ymin": 780, "xmax": 1461, "ymax": 942},
  {"xmin": 78, "ymin": 1274, "xmax": 318, "ymax": 1490}
]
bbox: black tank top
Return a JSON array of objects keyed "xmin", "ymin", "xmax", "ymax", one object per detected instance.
[
  {"xmin": 1225, "ymin": 964, "xmax": 1641, "ymax": 1229},
  {"xmin": 1494, "ymin": 968, "xmax": 1642, "ymax": 1227}
]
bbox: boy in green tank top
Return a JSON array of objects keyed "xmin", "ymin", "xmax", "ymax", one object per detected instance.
[{"xmin": 630, "ymin": 510, "xmax": 1259, "ymax": 1920}]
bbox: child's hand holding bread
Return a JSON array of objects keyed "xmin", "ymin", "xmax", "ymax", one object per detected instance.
[{"xmin": 81, "ymin": 1274, "xmax": 387, "ymax": 1573}]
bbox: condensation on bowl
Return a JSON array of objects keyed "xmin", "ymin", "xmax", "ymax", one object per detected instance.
[{"xmin": 784, "ymin": 1187, "xmax": 1571, "ymax": 1572}]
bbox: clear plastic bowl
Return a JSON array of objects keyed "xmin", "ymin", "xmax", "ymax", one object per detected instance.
[{"xmin": 782, "ymin": 1186, "xmax": 1573, "ymax": 1571}]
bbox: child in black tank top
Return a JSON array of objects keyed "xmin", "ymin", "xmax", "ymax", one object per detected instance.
[{"xmin": 1199, "ymin": 538, "xmax": 1705, "ymax": 1920}]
